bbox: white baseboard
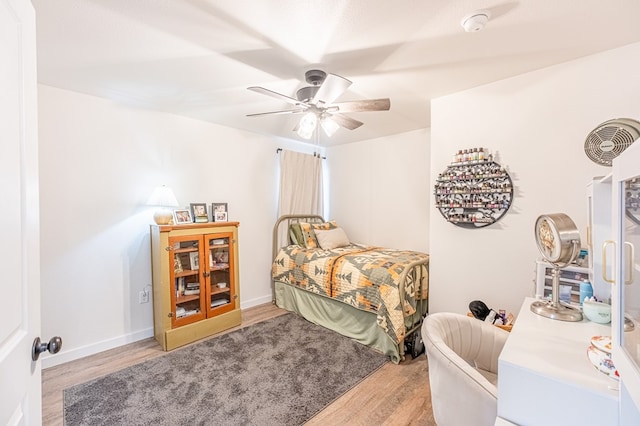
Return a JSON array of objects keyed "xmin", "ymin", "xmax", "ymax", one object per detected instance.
[
  {"xmin": 42, "ymin": 294, "xmax": 273, "ymax": 369},
  {"xmin": 240, "ymin": 294, "xmax": 272, "ymax": 310},
  {"xmin": 41, "ymin": 327, "xmax": 154, "ymax": 369}
]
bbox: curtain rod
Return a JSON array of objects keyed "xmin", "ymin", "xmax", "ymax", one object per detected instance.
[{"xmin": 276, "ymin": 148, "xmax": 326, "ymax": 159}]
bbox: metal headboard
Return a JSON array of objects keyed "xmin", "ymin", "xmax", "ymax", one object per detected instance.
[{"xmin": 271, "ymin": 214, "xmax": 325, "ymax": 301}]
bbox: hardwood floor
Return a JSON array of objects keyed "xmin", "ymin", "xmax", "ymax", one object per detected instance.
[{"xmin": 42, "ymin": 303, "xmax": 435, "ymax": 425}]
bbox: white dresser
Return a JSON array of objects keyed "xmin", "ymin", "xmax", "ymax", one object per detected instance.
[{"xmin": 497, "ymin": 297, "xmax": 619, "ymax": 425}]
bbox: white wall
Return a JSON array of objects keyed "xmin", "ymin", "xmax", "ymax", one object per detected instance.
[
  {"xmin": 429, "ymin": 42, "xmax": 640, "ymax": 316},
  {"xmin": 326, "ymin": 129, "xmax": 430, "ymax": 253},
  {"xmin": 37, "ymin": 85, "xmax": 317, "ymax": 367},
  {"xmin": 39, "ymin": 41, "xmax": 640, "ymax": 367}
]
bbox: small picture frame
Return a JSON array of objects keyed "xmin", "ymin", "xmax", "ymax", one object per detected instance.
[
  {"xmin": 214, "ymin": 211, "xmax": 228, "ymax": 222},
  {"xmin": 190, "ymin": 203, "xmax": 208, "ymax": 223},
  {"xmin": 174, "ymin": 256, "xmax": 183, "ymax": 274},
  {"xmin": 173, "ymin": 209, "xmax": 192, "ymax": 224},
  {"xmin": 189, "ymin": 252, "xmax": 199, "ymax": 270},
  {"xmin": 212, "ymin": 203, "xmax": 228, "ymax": 222}
]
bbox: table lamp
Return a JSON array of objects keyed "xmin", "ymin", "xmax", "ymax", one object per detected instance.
[{"xmin": 147, "ymin": 185, "xmax": 179, "ymax": 225}]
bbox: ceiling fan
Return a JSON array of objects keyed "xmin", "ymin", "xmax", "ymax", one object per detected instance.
[{"xmin": 247, "ymin": 69, "xmax": 390, "ymax": 139}]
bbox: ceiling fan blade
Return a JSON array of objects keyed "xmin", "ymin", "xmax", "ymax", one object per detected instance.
[
  {"xmin": 247, "ymin": 86, "xmax": 302, "ymax": 106},
  {"xmin": 331, "ymin": 98, "xmax": 390, "ymax": 113},
  {"xmin": 246, "ymin": 108, "xmax": 306, "ymax": 117},
  {"xmin": 312, "ymin": 73, "xmax": 352, "ymax": 105},
  {"xmin": 330, "ymin": 113, "xmax": 363, "ymax": 130}
]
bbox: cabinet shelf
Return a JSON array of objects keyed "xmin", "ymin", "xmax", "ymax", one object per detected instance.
[
  {"xmin": 174, "ymin": 247, "xmax": 198, "ymax": 253},
  {"xmin": 174, "ymin": 269, "xmax": 199, "ymax": 278},
  {"xmin": 209, "ymin": 264, "xmax": 229, "ymax": 271},
  {"xmin": 176, "ymin": 293, "xmax": 200, "ymax": 304}
]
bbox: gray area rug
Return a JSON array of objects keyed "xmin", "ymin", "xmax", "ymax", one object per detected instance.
[{"xmin": 64, "ymin": 313, "xmax": 388, "ymax": 425}]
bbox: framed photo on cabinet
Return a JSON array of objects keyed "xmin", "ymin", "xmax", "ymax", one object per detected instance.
[
  {"xmin": 212, "ymin": 203, "xmax": 228, "ymax": 222},
  {"xmin": 173, "ymin": 209, "xmax": 192, "ymax": 224},
  {"xmin": 190, "ymin": 203, "xmax": 208, "ymax": 223},
  {"xmin": 189, "ymin": 252, "xmax": 199, "ymax": 270}
]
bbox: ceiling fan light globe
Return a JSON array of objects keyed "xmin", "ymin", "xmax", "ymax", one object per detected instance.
[
  {"xmin": 321, "ymin": 117, "xmax": 340, "ymax": 137},
  {"xmin": 297, "ymin": 112, "xmax": 318, "ymax": 139}
]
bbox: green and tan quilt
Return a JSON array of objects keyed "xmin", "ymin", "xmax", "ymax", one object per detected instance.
[{"xmin": 272, "ymin": 244, "xmax": 429, "ymax": 344}]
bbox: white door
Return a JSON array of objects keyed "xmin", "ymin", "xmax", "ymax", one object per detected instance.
[{"xmin": 0, "ymin": 0, "xmax": 43, "ymax": 424}]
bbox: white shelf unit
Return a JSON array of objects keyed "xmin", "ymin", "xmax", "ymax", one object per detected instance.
[{"xmin": 535, "ymin": 260, "xmax": 590, "ymax": 307}]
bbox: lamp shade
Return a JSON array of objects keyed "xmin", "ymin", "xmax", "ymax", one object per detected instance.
[
  {"xmin": 147, "ymin": 185, "xmax": 179, "ymax": 225},
  {"xmin": 147, "ymin": 185, "xmax": 179, "ymax": 207}
]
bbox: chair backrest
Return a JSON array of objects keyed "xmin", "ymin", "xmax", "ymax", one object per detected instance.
[{"xmin": 422, "ymin": 312, "xmax": 509, "ymax": 426}]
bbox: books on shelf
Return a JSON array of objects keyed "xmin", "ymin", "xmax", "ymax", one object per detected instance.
[
  {"xmin": 210, "ymin": 299, "xmax": 229, "ymax": 308},
  {"xmin": 183, "ymin": 281, "xmax": 200, "ymax": 295},
  {"xmin": 176, "ymin": 307, "xmax": 199, "ymax": 318},
  {"xmin": 176, "ymin": 278, "xmax": 200, "ymax": 296}
]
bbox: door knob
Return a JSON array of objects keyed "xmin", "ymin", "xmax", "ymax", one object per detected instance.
[{"xmin": 32, "ymin": 336, "xmax": 62, "ymax": 361}]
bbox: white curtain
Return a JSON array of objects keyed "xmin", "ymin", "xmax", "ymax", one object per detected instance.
[
  {"xmin": 278, "ymin": 150, "xmax": 324, "ymax": 216},
  {"xmin": 277, "ymin": 150, "xmax": 324, "ymax": 245}
]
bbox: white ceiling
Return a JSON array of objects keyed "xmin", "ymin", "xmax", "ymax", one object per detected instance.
[{"xmin": 32, "ymin": 0, "xmax": 640, "ymax": 147}]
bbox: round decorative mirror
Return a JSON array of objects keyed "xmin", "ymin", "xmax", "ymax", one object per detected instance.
[{"xmin": 530, "ymin": 213, "xmax": 583, "ymax": 321}]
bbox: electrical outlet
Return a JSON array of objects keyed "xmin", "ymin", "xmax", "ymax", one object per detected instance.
[{"xmin": 139, "ymin": 289, "xmax": 150, "ymax": 304}]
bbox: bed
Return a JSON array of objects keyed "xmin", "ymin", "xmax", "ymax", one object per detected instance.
[{"xmin": 271, "ymin": 214, "xmax": 429, "ymax": 363}]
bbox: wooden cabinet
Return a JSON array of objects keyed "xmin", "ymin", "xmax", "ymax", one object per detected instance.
[{"xmin": 150, "ymin": 222, "xmax": 241, "ymax": 350}]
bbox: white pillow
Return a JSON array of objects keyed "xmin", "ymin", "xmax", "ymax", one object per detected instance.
[{"xmin": 314, "ymin": 227, "xmax": 350, "ymax": 250}]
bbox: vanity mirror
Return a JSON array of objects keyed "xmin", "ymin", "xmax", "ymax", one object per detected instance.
[{"xmin": 531, "ymin": 213, "xmax": 583, "ymax": 321}]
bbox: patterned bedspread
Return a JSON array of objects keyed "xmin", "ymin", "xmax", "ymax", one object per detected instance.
[{"xmin": 272, "ymin": 244, "xmax": 429, "ymax": 343}]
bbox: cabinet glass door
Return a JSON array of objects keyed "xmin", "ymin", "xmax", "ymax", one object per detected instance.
[
  {"xmin": 613, "ymin": 141, "xmax": 640, "ymax": 414},
  {"xmin": 205, "ymin": 233, "xmax": 235, "ymax": 316},
  {"xmin": 620, "ymin": 176, "xmax": 640, "ymax": 368},
  {"xmin": 169, "ymin": 235, "xmax": 206, "ymax": 327}
]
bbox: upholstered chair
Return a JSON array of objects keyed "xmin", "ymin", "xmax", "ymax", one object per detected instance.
[{"xmin": 422, "ymin": 312, "xmax": 510, "ymax": 426}]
